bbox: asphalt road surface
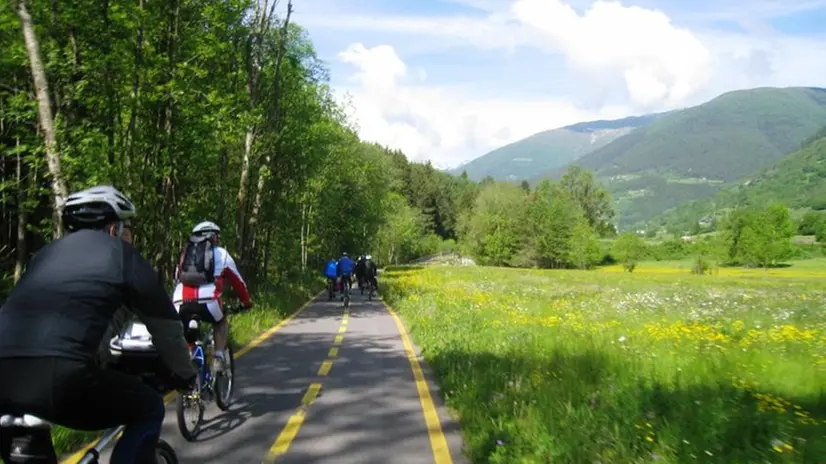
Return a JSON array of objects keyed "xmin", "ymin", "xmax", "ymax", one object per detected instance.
[{"xmin": 67, "ymin": 289, "xmax": 466, "ymax": 463}]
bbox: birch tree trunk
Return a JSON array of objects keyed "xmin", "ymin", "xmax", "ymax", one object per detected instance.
[
  {"xmin": 14, "ymin": 149, "xmax": 27, "ymax": 283},
  {"xmin": 246, "ymin": 0, "xmax": 292, "ymax": 266},
  {"xmin": 18, "ymin": 0, "xmax": 68, "ymax": 239}
]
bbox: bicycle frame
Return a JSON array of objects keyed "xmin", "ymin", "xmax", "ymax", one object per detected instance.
[
  {"xmin": 78, "ymin": 425, "xmax": 124, "ymax": 464},
  {"xmin": 182, "ymin": 318, "xmax": 213, "ymax": 397}
]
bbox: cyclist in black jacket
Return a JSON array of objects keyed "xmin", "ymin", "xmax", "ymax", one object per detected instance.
[{"xmin": 0, "ymin": 185, "xmax": 196, "ymax": 464}]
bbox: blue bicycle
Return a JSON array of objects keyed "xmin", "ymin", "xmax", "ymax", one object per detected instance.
[{"xmin": 175, "ymin": 302, "xmax": 245, "ymax": 441}]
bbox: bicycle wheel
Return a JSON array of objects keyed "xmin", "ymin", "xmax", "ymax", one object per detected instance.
[
  {"xmin": 215, "ymin": 345, "xmax": 235, "ymax": 411},
  {"xmin": 343, "ymin": 282, "xmax": 350, "ymax": 308},
  {"xmin": 155, "ymin": 439, "xmax": 179, "ymax": 464},
  {"xmin": 176, "ymin": 368, "xmax": 203, "ymax": 441}
]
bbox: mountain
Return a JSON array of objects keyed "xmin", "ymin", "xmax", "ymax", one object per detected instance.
[
  {"xmin": 649, "ymin": 127, "xmax": 826, "ymax": 233},
  {"xmin": 450, "ymin": 114, "xmax": 662, "ymax": 182},
  {"xmin": 533, "ymin": 86, "xmax": 826, "ymax": 228}
]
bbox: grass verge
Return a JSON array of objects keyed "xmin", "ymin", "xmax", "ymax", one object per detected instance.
[
  {"xmin": 53, "ymin": 275, "xmax": 324, "ymax": 458},
  {"xmin": 382, "ymin": 264, "xmax": 826, "ymax": 463}
]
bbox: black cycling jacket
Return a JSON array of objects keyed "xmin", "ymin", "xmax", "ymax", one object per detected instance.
[{"xmin": 0, "ymin": 229, "xmax": 196, "ymax": 380}]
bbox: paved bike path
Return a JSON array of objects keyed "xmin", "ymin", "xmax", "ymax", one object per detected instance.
[{"xmin": 95, "ymin": 292, "xmax": 466, "ymax": 463}]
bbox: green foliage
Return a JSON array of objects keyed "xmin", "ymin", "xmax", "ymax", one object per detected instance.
[
  {"xmin": 459, "ymin": 182, "xmax": 527, "ymax": 267},
  {"xmin": 719, "ymin": 204, "xmax": 795, "ymax": 268},
  {"xmin": 613, "ymin": 232, "xmax": 646, "ymax": 272},
  {"xmin": 457, "ymin": 165, "xmax": 614, "ymax": 269}
]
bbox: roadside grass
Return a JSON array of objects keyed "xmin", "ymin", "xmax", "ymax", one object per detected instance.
[
  {"xmin": 382, "ymin": 264, "xmax": 826, "ymax": 463},
  {"xmin": 53, "ymin": 276, "xmax": 324, "ymax": 458}
]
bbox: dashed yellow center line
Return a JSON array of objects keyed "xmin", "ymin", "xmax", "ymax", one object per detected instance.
[
  {"xmin": 264, "ymin": 383, "xmax": 323, "ymax": 462},
  {"xmin": 317, "ymin": 360, "xmax": 333, "ymax": 376},
  {"xmin": 262, "ymin": 307, "xmax": 351, "ymax": 461}
]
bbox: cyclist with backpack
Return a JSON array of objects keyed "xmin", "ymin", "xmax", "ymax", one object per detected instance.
[
  {"xmin": 172, "ymin": 221, "xmax": 253, "ymax": 374},
  {"xmin": 324, "ymin": 257, "xmax": 338, "ymax": 300}
]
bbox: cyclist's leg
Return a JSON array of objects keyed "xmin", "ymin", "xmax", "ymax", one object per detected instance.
[
  {"xmin": 203, "ymin": 300, "xmax": 227, "ymax": 371},
  {"xmin": 2, "ymin": 356, "xmax": 165, "ymax": 464}
]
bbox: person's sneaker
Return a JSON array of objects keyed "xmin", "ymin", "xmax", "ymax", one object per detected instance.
[{"xmin": 212, "ymin": 351, "xmax": 226, "ymax": 374}]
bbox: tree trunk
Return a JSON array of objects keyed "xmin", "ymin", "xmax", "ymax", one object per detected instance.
[
  {"xmin": 235, "ymin": 0, "xmax": 272, "ymax": 257},
  {"xmin": 300, "ymin": 200, "xmax": 307, "ymax": 271},
  {"xmin": 14, "ymin": 149, "xmax": 28, "ymax": 283},
  {"xmin": 235, "ymin": 129, "xmax": 253, "ymax": 255},
  {"xmin": 244, "ymin": 0, "xmax": 292, "ymax": 265},
  {"xmin": 18, "ymin": 0, "xmax": 69, "ymax": 239}
]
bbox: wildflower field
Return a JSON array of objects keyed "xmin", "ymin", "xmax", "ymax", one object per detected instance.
[{"xmin": 382, "ymin": 262, "xmax": 826, "ymax": 463}]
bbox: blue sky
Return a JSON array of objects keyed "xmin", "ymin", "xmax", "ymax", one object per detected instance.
[{"xmin": 292, "ymin": 0, "xmax": 826, "ymax": 169}]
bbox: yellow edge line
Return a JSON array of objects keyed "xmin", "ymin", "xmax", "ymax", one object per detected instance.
[
  {"xmin": 264, "ymin": 382, "xmax": 323, "ymax": 462},
  {"xmin": 386, "ymin": 304, "xmax": 453, "ymax": 464},
  {"xmin": 60, "ymin": 289, "xmax": 324, "ymax": 464}
]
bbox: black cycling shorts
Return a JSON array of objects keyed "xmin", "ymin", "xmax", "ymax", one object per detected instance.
[{"xmin": 179, "ymin": 301, "xmax": 219, "ymax": 324}]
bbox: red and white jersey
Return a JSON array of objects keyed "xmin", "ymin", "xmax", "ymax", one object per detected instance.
[{"xmin": 172, "ymin": 245, "xmax": 251, "ymax": 306}]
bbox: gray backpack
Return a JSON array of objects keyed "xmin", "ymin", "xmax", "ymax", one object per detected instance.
[{"xmin": 178, "ymin": 235, "xmax": 216, "ymax": 286}]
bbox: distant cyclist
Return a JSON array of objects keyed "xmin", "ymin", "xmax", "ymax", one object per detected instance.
[
  {"xmin": 324, "ymin": 257, "xmax": 338, "ymax": 300},
  {"xmin": 172, "ymin": 221, "xmax": 253, "ymax": 374},
  {"xmin": 355, "ymin": 254, "xmax": 366, "ymax": 292},
  {"xmin": 0, "ymin": 185, "xmax": 196, "ymax": 463},
  {"xmin": 337, "ymin": 252, "xmax": 355, "ymax": 297},
  {"xmin": 364, "ymin": 254, "xmax": 379, "ymax": 294}
]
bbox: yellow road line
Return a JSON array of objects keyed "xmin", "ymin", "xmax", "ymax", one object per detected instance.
[
  {"xmin": 317, "ymin": 360, "xmax": 333, "ymax": 376},
  {"xmin": 262, "ymin": 307, "xmax": 348, "ymax": 461},
  {"xmin": 60, "ymin": 290, "xmax": 324, "ymax": 464},
  {"xmin": 386, "ymin": 304, "xmax": 454, "ymax": 464},
  {"xmin": 337, "ymin": 325, "xmax": 347, "ymax": 334},
  {"xmin": 264, "ymin": 383, "xmax": 323, "ymax": 462}
]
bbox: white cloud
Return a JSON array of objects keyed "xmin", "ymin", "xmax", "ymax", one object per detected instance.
[
  {"xmin": 512, "ymin": 0, "xmax": 713, "ymax": 109},
  {"xmin": 310, "ymin": 0, "xmax": 826, "ymax": 169},
  {"xmin": 336, "ymin": 43, "xmax": 630, "ymax": 169}
]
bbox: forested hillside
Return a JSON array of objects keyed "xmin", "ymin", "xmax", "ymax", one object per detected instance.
[
  {"xmin": 0, "ymin": 0, "xmax": 474, "ymax": 299},
  {"xmin": 532, "ymin": 86, "xmax": 826, "ymax": 228},
  {"xmin": 650, "ymin": 127, "xmax": 826, "ymax": 234}
]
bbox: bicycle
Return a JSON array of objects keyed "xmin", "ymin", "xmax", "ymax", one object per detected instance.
[
  {"xmin": 327, "ymin": 278, "xmax": 337, "ymax": 301},
  {"xmin": 174, "ymin": 301, "xmax": 246, "ymax": 441},
  {"xmin": 367, "ymin": 278, "xmax": 376, "ymax": 301},
  {"xmin": 341, "ymin": 276, "xmax": 351, "ymax": 309},
  {"xmin": 0, "ymin": 358, "xmax": 180, "ymax": 463}
]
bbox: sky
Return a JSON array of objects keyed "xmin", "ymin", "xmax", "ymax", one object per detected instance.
[{"xmin": 291, "ymin": 0, "xmax": 826, "ymax": 169}]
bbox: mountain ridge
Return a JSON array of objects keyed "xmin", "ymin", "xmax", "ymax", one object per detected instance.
[
  {"xmin": 450, "ymin": 113, "xmax": 663, "ymax": 181},
  {"xmin": 529, "ymin": 86, "xmax": 826, "ymax": 227}
]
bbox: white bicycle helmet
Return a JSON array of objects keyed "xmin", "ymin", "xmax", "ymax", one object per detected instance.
[
  {"xmin": 192, "ymin": 221, "xmax": 220, "ymax": 236},
  {"xmin": 62, "ymin": 185, "xmax": 136, "ymax": 232}
]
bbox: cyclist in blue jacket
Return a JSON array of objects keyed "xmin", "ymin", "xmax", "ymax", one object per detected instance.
[
  {"xmin": 324, "ymin": 258, "xmax": 338, "ymax": 300},
  {"xmin": 336, "ymin": 252, "xmax": 355, "ymax": 296}
]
